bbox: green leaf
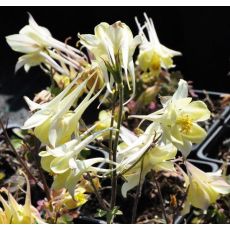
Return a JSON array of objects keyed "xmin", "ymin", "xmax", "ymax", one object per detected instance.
[
  {"xmin": 11, "ymin": 137, "xmax": 24, "ymax": 150},
  {"xmin": 95, "ymin": 209, "xmax": 107, "ymax": 218},
  {"xmin": 106, "ymin": 206, "xmax": 123, "ymax": 223},
  {"xmin": 57, "ymin": 214, "xmax": 74, "ymax": 224},
  {"xmin": 12, "ymin": 128, "xmax": 28, "ymax": 139}
]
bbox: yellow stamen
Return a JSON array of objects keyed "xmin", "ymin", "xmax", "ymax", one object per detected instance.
[
  {"xmin": 151, "ymin": 52, "xmax": 161, "ymax": 71},
  {"xmin": 176, "ymin": 115, "xmax": 192, "ymax": 134}
]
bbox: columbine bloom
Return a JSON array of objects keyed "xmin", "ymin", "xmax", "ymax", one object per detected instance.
[
  {"xmin": 117, "ymin": 124, "xmax": 176, "ymax": 197},
  {"xmin": 78, "ymin": 21, "xmax": 141, "ymax": 103},
  {"xmin": 0, "ymin": 172, "xmax": 44, "ymax": 224},
  {"xmin": 52, "ymin": 187, "xmax": 88, "ymax": 210},
  {"xmin": 22, "ymin": 75, "xmax": 102, "ymax": 147},
  {"xmin": 121, "ymin": 143, "xmax": 176, "ymax": 198},
  {"xmin": 6, "ymin": 13, "xmax": 87, "ymax": 74},
  {"xmin": 135, "ymin": 13, "xmax": 181, "ymax": 76},
  {"xmin": 181, "ymin": 161, "xmax": 230, "ymax": 215},
  {"xmin": 131, "ymin": 79, "xmax": 211, "ymax": 157},
  {"xmin": 39, "ymin": 128, "xmax": 115, "ymax": 197}
]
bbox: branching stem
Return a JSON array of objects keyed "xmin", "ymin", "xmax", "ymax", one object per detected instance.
[{"xmin": 110, "ymin": 83, "xmax": 123, "ymax": 213}]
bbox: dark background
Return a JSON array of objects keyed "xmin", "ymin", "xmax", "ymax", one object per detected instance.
[{"xmin": 0, "ymin": 7, "xmax": 230, "ymax": 111}]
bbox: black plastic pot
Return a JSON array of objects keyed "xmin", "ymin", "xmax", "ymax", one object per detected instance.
[
  {"xmin": 197, "ymin": 111, "xmax": 230, "ymax": 169},
  {"xmin": 74, "ymin": 215, "xmax": 106, "ymax": 224},
  {"xmin": 191, "ymin": 90, "xmax": 230, "ymax": 153}
]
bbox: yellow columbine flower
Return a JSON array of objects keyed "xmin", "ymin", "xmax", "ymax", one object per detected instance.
[
  {"xmin": 0, "ymin": 172, "xmax": 44, "ymax": 224},
  {"xmin": 116, "ymin": 123, "xmax": 176, "ymax": 197},
  {"xmin": 79, "ymin": 21, "xmax": 141, "ymax": 103},
  {"xmin": 53, "ymin": 188, "xmax": 88, "ymax": 210},
  {"xmin": 6, "ymin": 13, "xmax": 86, "ymax": 74},
  {"xmin": 120, "ymin": 142, "xmax": 177, "ymax": 198},
  {"xmin": 131, "ymin": 79, "xmax": 211, "ymax": 157},
  {"xmin": 39, "ymin": 128, "xmax": 115, "ymax": 197},
  {"xmin": 135, "ymin": 13, "xmax": 181, "ymax": 76},
  {"xmin": 22, "ymin": 76, "xmax": 102, "ymax": 147},
  {"xmin": 181, "ymin": 162, "xmax": 230, "ymax": 215}
]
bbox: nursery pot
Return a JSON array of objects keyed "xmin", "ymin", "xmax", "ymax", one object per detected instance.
[
  {"xmin": 197, "ymin": 112, "xmax": 230, "ymax": 171},
  {"xmin": 191, "ymin": 89, "xmax": 230, "ymax": 153}
]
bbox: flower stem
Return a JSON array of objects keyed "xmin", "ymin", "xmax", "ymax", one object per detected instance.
[
  {"xmin": 110, "ymin": 82, "xmax": 123, "ymax": 216},
  {"xmin": 109, "ymin": 89, "xmax": 118, "ymax": 161},
  {"xmin": 151, "ymin": 170, "xmax": 169, "ymax": 224},
  {"xmin": 27, "ymin": 137, "xmax": 52, "ymax": 202},
  {"xmin": 0, "ymin": 119, "xmax": 43, "ymax": 190},
  {"xmin": 131, "ymin": 157, "xmax": 145, "ymax": 224},
  {"xmin": 86, "ymin": 172, "xmax": 109, "ymax": 212}
]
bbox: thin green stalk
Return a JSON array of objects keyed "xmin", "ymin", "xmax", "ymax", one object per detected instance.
[
  {"xmin": 0, "ymin": 119, "xmax": 43, "ymax": 190},
  {"xmin": 110, "ymin": 83, "xmax": 124, "ymax": 213},
  {"xmin": 109, "ymin": 90, "xmax": 118, "ymax": 161},
  {"xmin": 86, "ymin": 172, "xmax": 110, "ymax": 212},
  {"xmin": 27, "ymin": 137, "xmax": 52, "ymax": 202},
  {"xmin": 151, "ymin": 170, "xmax": 169, "ymax": 224},
  {"xmin": 131, "ymin": 158, "xmax": 145, "ymax": 224}
]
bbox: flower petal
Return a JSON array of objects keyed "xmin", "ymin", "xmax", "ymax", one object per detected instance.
[
  {"xmin": 183, "ymin": 101, "xmax": 211, "ymax": 122},
  {"xmin": 182, "ymin": 123, "xmax": 207, "ymax": 144},
  {"xmin": 172, "ymin": 79, "xmax": 188, "ymax": 101},
  {"xmin": 121, "ymin": 172, "xmax": 140, "ymax": 198}
]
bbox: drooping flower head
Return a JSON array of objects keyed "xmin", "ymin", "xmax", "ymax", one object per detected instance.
[
  {"xmin": 39, "ymin": 128, "xmax": 116, "ymax": 197},
  {"xmin": 131, "ymin": 79, "xmax": 211, "ymax": 157},
  {"xmin": 78, "ymin": 21, "xmax": 141, "ymax": 103},
  {"xmin": 135, "ymin": 13, "xmax": 181, "ymax": 77},
  {"xmin": 0, "ymin": 172, "xmax": 44, "ymax": 224},
  {"xmin": 22, "ymin": 73, "xmax": 103, "ymax": 147},
  {"xmin": 6, "ymin": 13, "xmax": 87, "ymax": 74},
  {"xmin": 117, "ymin": 124, "xmax": 177, "ymax": 197},
  {"xmin": 181, "ymin": 162, "xmax": 230, "ymax": 215}
]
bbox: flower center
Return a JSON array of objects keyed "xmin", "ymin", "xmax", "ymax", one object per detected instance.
[
  {"xmin": 151, "ymin": 52, "xmax": 161, "ymax": 71},
  {"xmin": 176, "ymin": 115, "xmax": 192, "ymax": 134}
]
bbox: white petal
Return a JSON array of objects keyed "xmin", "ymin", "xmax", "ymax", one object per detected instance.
[
  {"xmin": 121, "ymin": 173, "xmax": 140, "ymax": 198},
  {"xmin": 23, "ymin": 96, "xmax": 43, "ymax": 111},
  {"xmin": 6, "ymin": 34, "xmax": 40, "ymax": 53},
  {"xmin": 172, "ymin": 79, "xmax": 188, "ymax": 101},
  {"xmin": 22, "ymin": 110, "xmax": 51, "ymax": 129}
]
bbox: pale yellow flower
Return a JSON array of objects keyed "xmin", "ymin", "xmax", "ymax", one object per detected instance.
[
  {"xmin": 120, "ymin": 142, "xmax": 177, "ymax": 198},
  {"xmin": 181, "ymin": 162, "xmax": 230, "ymax": 215},
  {"xmin": 0, "ymin": 172, "xmax": 44, "ymax": 224},
  {"xmin": 79, "ymin": 21, "xmax": 141, "ymax": 103},
  {"xmin": 39, "ymin": 128, "xmax": 116, "ymax": 197},
  {"xmin": 22, "ymin": 75, "xmax": 102, "ymax": 147},
  {"xmin": 131, "ymin": 79, "xmax": 210, "ymax": 157},
  {"xmin": 52, "ymin": 188, "xmax": 88, "ymax": 210},
  {"xmin": 136, "ymin": 13, "xmax": 181, "ymax": 76},
  {"xmin": 116, "ymin": 123, "xmax": 176, "ymax": 197},
  {"xmin": 6, "ymin": 13, "xmax": 86, "ymax": 74}
]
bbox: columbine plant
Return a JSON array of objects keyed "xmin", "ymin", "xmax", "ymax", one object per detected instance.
[
  {"xmin": 78, "ymin": 21, "xmax": 141, "ymax": 102},
  {"xmin": 131, "ymin": 79, "xmax": 211, "ymax": 157},
  {"xmin": 2, "ymin": 12, "xmax": 230, "ymax": 224},
  {"xmin": 6, "ymin": 14, "xmax": 88, "ymax": 74},
  {"xmin": 0, "ymin": 172, "xmax": 44, "ymax": 224},
  {"xmin": 135, "ymin": 13, "xmax": 181, "ymax": 77}
]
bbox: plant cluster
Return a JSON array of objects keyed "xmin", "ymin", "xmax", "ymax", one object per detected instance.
[{"xmin": 1, "ymin": 12, "xmax": 230, "ymax": 224}]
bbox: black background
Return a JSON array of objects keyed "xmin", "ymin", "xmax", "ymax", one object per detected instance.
[{"xmin": 0, "ymin": 6, "xmax": 230, "ymax": 104}]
